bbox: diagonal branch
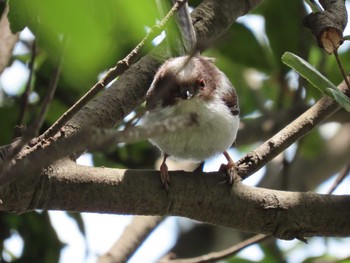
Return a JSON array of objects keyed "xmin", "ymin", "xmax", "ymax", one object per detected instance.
[
  {"xmin": 236, "ymin": 79, "xmax": 349, "ymax": 180},
  {"xmin": 160, "ymin": 234, "xmax": 270, "ymax": 263},
  {"xmin": 98, "ymin": 216, "xmax": 165, "ymax": 263},
  {"xmin": 41, "ymin": 0, "xmax": 189, "ymax": 140},
  {"xmin": 327, "ymin": 164, "xmax": 350, "ymax": 194}
]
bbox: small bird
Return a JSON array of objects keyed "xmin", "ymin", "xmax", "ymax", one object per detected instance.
[{"xmin": 143, "ymin": 55, "xmax": 240, "ymax": 189}]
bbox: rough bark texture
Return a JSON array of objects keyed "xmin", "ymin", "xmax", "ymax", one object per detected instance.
[
  {"xmin": 2, "ymin": 0, "xmax": 350, "ymax": 242},
  {"xmin": 1, "ymin": 161, "xmax": 349, "ymax": 240}
]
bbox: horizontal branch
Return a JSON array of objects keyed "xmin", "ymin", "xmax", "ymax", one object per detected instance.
[
  {"xmin": 0, "ymin": 114, "xmax": 197, "ymax": 186},
  {"xmin": 1, "ymin": 162, "xmax": 350, "ymax": 240},
  {"xmin": 4, "ymin": 0, "xmax": 350, "ymax": 245}
]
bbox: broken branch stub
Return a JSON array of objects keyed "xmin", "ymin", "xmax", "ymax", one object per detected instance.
[{"xmin": 303, "ymin": 0, "xmax": 348, "ymax": 54}]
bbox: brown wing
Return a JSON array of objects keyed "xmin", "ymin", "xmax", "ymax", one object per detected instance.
[
  {"xmin": 196, "ymin": 57, "xmax": 239, "ymax": 116},
  {"xmin": 222, "ymin": 85, "xmax": 240, "ymax": 116}
]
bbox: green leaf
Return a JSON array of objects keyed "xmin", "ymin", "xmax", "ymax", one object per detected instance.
[
  {"xmin": 282, "ymin": 52, "xmax": 350, "ymax": 111},
  {"xmin": 327, "ymin": 88, "xmax": 350, "ymax": 111}
]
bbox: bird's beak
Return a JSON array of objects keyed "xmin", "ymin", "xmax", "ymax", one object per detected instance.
[{"xmin": 186, "ymin": 90, "xmax": 194, "ymax": 100}]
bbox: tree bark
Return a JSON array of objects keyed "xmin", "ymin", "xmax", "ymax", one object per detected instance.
[
  {"xmin": 2, "ymin": 0, "xmax": 350, "ymax": 244},
  {"xmin": 1, "ymin": 161, "xmax": 349, "ymax": 240}
]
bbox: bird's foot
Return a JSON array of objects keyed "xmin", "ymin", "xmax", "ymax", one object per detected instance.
[
  {"xmin": 160, "ymin": 154, "xmax": 170, "ymax": 191},
  {"xmin": 220, "ymin": 151, "xmax": 239, "ymax": 185}
]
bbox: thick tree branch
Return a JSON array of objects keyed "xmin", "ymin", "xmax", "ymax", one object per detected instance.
[
  {"xmin": 1, "ymin": 162, "xmax": 350, "ymax": 240},
  {"xmin": 1, "ymin": 56, "xmax": 350, "ymax": 242},
  {"xmin": 0, "ymin": 0, "xmax": 265, "ymax": 218},
  {"xmin": 7, "ymin": 0, "xmax": 350, "ymax": 252},
  {"xmin": 1, "ymin": 78, "xmax": 349, "ymax": 240},
  {"xmin": 191, "ymin": 0, "xmax": 262, "ymax": 44}
]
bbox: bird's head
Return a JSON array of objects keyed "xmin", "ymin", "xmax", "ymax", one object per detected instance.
[{"xmin": 146, "ymin": 56, "xmax": 220, "ymax": 110}]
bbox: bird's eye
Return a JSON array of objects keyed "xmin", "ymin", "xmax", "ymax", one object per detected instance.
[{"xmin": 198, "ymin": 79, "xmax": 205, "ymax": 90}]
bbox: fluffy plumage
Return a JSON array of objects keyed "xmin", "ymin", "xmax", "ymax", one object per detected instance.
[{"xmin": 142, "ymin": 55, "xmax": 240, "ymax": 188}]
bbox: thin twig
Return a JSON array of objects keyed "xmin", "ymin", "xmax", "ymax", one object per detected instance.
[
  {"xmin": 327, "ymin": 165, "xmax": 350, "ymax": 194},
  {"xmin": 0, "ymin": 58, "xmax": 63, "ymax": 179},
  {"xmin": 0, "ymin": 37, "xmax": 64, "ymax": 177},
  {"xmin": 159, "ymin": 234, "xmax": 270, "ymax": 263},
  {"xmin": 333, "ymin": 50, "xmax": 350, "ymax": 90},
  {"xmin": 41, "ymin": 0, "xmax": 189, "ymax": 141},
  {"xmin": 0, "ymin": 41, "xmax": 37, "ymax": 177},
  {"xmin": 30, "ymin": 57, "xmax": 63, "ymax": 136},
  {"xmin": 17, "ymin": 41, "xmax": 36, "ymax": 127}
]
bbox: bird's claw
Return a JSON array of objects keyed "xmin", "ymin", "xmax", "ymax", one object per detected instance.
[
  {"xmin": 160, "ymin": 161, "xmax": 170, "ymax": 191},
  {"xmin": 160, "ymin": 154, "xmax": 170, "ymax": 192},
  {"xmin": 220, "ymin": 151, "xmax": 240, "ymax": 185},
  {"xmin": 219, "ymin": 162, "xmax": 239, "ymax": 185}
]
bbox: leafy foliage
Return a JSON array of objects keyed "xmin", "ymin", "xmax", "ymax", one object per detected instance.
[{"xmin": 1, "ymin": 0, "xmax": 350, "ymax": 262}]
